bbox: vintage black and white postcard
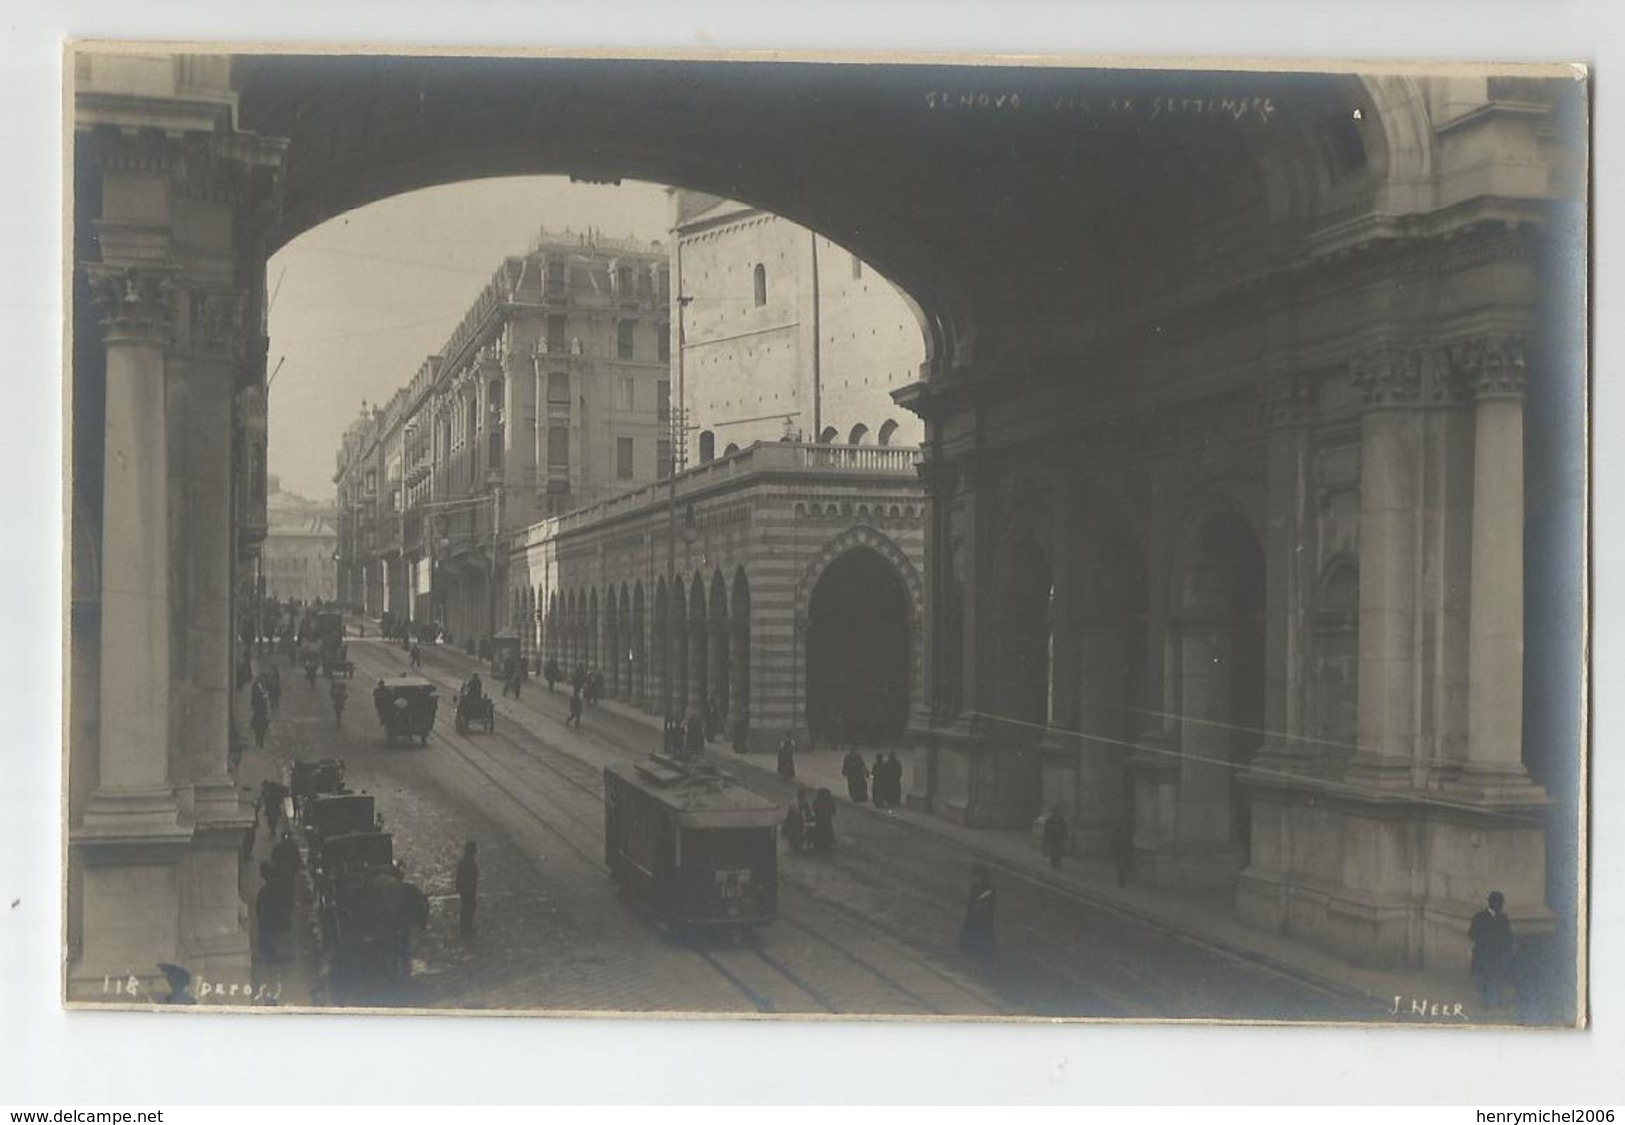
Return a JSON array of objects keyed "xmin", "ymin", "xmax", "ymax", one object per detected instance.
[{"xmin": 64, "ymin": 44, "xmax": 1589, "ymax": 1029}]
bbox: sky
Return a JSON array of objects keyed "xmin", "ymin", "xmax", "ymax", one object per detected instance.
[{"xmin": 266, "ymin": 176, "xmax": 674, "ymax": 501}]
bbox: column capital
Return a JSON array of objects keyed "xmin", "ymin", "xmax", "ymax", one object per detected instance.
[
  {"xmin": 86, "ymin": 263, "xmax": 179, "ymax": 347},
  {"xmin": 914, "ymin": 455, "xmax": 958, "ymax": 498},
  {"xmin": 1449, "ymin": 334, "xmax": 1530, "ymax": 400},
  {"xmin": 181, "ymin": 285, "xmax": 252, "ymax": 360}
]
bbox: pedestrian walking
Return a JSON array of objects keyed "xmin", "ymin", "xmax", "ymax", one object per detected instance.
[
  {"xmin": 456, "ymin": 840, "xmax": 480, "ymax": 937},
  {"xmin": 776, "ymin": 732, "xmax": 797, "ymax": 781},
  {"xmin": 1469, "ymin": 890, "xmax": 1516, "ymax": 1008},
  {"xmin": 1042, "ymin": 806, "xmax": 1069, "ymax": 871},
  {"xmin": 1112, "ymin": 817, "xmax": 1134, "ymax": 888},
  {"xmin": 871, "ymin": 753, "xmax": 890, "ymax": 809},
  {"xmin": 271, "ymin": 831, "xmax": 301, "ymax": 881},
  {"xmin": 508, "ymin": 667, "xmax": 523, "ymax": 700},
  {"xmin": 266, "ymin": 665, "xmax": 282, "ymax": 714},
  {"xmin": 329, "ymin": 679, "xmax": 348, "ymax": 728},
  {"xmin": 256, "ymin": 861, "xmax": 293, "ymax": 962},
  {"xmin": 250, "ymin": 683, "xmax": 270, "ymax": 750},
  {"xmin": 410, "ymin": 642, "xmax": 422, "ymax": 669},
  {"xmin": 260, "ymin": 779, "xmax": 286, "ymax": 835},
  {"xmin": 810, "ymin": 788, "xmax": 837, "ymax": 853},
  {"xmin": 841, "ymin": 748, "xmax": 870, "ymax": 804},
  {"xmin": 958, "ymin": 866, "xmax": 999, "ymax": 962},
  {"xmin": 544, "ymin": 658, "xmax": 560, "ymax": 692},
  {"xmin": 886, "ymin": 752, "xmax": 904, "ymax": 809},
  {"xmin": 782, "ymin": 799, "xmax": 805, "ymax": 853},
  {"xmin": 566, "ymin": 684, "xmax": 584, "ymax": 728}
]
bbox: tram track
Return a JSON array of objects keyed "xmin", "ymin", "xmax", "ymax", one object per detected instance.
[{"xmin": 347, "ymin": 642, "xmax": 1005, "ymax": 1015}]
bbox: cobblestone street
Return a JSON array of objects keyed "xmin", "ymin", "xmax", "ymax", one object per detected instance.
[{"xmin": 254, "ymin": 632, "xmax": 1387, "ymax": 1021}]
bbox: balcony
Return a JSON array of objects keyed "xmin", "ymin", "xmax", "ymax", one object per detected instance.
[{"xmin": 540, "ymin": 440, "xmax": 920, "ymax": 537}]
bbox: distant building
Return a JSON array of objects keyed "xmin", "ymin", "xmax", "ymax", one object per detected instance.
[
  {"xmin": 260, "ymin": 475, "xmax": 337, "ymax": 603},
  {"xmin": 672, "ymin": 191, "xmax": 924, "ymax": 460}
]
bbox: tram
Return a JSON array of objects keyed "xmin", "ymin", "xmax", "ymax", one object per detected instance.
[{"xmin": 604, "ymin": 755, "xmax": 780, "ymax": 936}]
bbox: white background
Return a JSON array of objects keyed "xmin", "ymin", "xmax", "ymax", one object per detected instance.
[{"xmin": 1, "ymin": 0, "xmax": 1618, "ymax": 1106}]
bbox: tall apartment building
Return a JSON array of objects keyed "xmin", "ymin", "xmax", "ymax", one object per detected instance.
[{"xmin": 334, "ymin": 228, "xmax": 671, "ymax": 648}]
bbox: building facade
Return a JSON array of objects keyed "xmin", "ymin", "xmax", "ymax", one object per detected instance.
[
  {"xmin": 673, "ymin": 191, "xmax": 924, "ymax": 460},
  {"xmin": 259, "ymin": 476, "xmax": 338, "ymax": 604},
  {"xmin": 333, "ymin": 232, "xmax": 672, "ymax": 648}
]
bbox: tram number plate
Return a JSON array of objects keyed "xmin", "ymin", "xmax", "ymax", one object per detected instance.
[{"xmin": 714, "ymin": 869, "xmax": 752, "ymax": 901}]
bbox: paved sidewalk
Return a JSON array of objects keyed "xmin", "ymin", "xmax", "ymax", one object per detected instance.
[
  {"xmin": 231, "ymin": 663, "xmax": 328, "ymax": 1009},
  {"xmin": 384, "ymin": 625, "xmax": 1503, "ymax": 1022}
]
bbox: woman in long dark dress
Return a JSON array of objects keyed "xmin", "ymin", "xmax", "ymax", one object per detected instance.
[{"xmin": 959, "ymin": 867, "xmax": 999, "ymax": 961}]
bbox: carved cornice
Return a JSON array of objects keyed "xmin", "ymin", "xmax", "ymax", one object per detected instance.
[
  {"xmin": 1260, "ymin": 373, "xmax": 1316, "ymax": 429},
  {"xmin": 1350, "ymin": 344, "xmax": 1457, "ymax": 409},
  {"xmin": 914, "ymin": 456, "xmax": 958, "ymax": 499},
  {"xmin": 85, "ymin": 264, "xmax": 178, "ymax": 346},
  {"xmin": 1352, "ymin": 335, "xmax": 1528, "ymax": 410}
]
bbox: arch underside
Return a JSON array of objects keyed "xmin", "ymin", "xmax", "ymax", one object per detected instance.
[{"xmin": 237, "ymin": 56, "xmax": 1393, "ymax": 374}]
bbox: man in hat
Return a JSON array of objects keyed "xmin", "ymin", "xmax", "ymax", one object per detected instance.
[
  {"xmin": 156, "ymin": 962, "xmax": 195, "ymax": 1005},
  {"xmin": 1469, "ymin": 890, "xmax": 1517, "ymax": 1008}
]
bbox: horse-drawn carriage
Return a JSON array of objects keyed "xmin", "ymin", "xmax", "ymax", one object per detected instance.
[
  {"xmin": 310, "ymin": 828, "xmax": 428, "ymax": 987},
  {"xmin": 314, "ymin": 610, "xmax": 354, "ymax": 678},
  {"xmin": 373, "ymin": 677, "xmax": 438, "ymax": 746},
  {"xmin": 454, "ymin": 677, "xmax": 495, "ymax": 735},
  {"xmin": 289, "ymin": 757, "xmax": 347, "ymax": 823}
]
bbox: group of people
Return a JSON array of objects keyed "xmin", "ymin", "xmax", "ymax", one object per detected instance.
[
  {"xmin": 840, "ymin": 748, "xmax": 905, "ymax": 809},
  {"xmin": 781, "ymin": 787, "xmax": 839, "ymax": 854},
  {"xmin": 252, "ymin": 789, "xmax": 303, "ymax": 962}
]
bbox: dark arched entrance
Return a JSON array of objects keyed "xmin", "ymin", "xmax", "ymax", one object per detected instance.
[{"xmin": 805, "ymin": 546, "xmax": 910, "ymax": 747}]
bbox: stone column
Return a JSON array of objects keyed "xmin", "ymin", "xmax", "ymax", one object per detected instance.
[
  {"xmin": 81, "ymin": 266, "xmax": 184, "ymax": 835},
  {"xmin": 1036, "ymin": 472, "xmax": 1082, "ymax": 840},
  {"xmin": 1257, "ymin": 374, "xmax": 1316, "ymax": 771},
  {"xmin": 1461, "ymin": 338, "xmax": 1539, "ymax": 790},
  {"xmin": 1177, "ymin": 622, "xmax": 1235, "ymax": 850},
  {"xmin": 1347, "ymin": 346, "xmax": 1426, "ymax": 787}
]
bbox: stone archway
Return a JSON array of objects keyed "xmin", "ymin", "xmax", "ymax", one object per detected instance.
[{"xmin": 806, "ymin": 545, "xmax": 912, "ymax": 748}]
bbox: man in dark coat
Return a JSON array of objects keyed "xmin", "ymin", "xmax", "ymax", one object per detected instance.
[
  {"xmin": 959, "ymin": 866, "xmax": 999, "ymax": 961},
  {"xmin": 271, "ymin": 831, "xmax": 301, "ymax": 880},
  {"xmin": 841, "ymin": 748, "xmax": 870, "ymax": 804},
  {"xmin": 1042, "ymin": 806, "xmax": 1070, "ymax": 871},
  {"xmin": 1469, "ymin": 890, "xmax": 1516, "ymax": 1007},
  {"xmin": 810, "ymin": 788, "xmax": 837, "ymax": 853},
  {"xmin": 456, "ymin": 841, "xmax": 480, "ymax": 937},
  {"xmin": 567, "ymin": 684, "xmax": 584, "ymax": 728},
  {"xmin": 871, "ymin": 753, "xmax": 890, "ymax": 808},
  {"xmin": 1112, "ymin": 817, "xmax": 1135, "ymax": 887},
  {"xmin": 776, "ymin": 732, "xmax": 797, "ymax": 781}
]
